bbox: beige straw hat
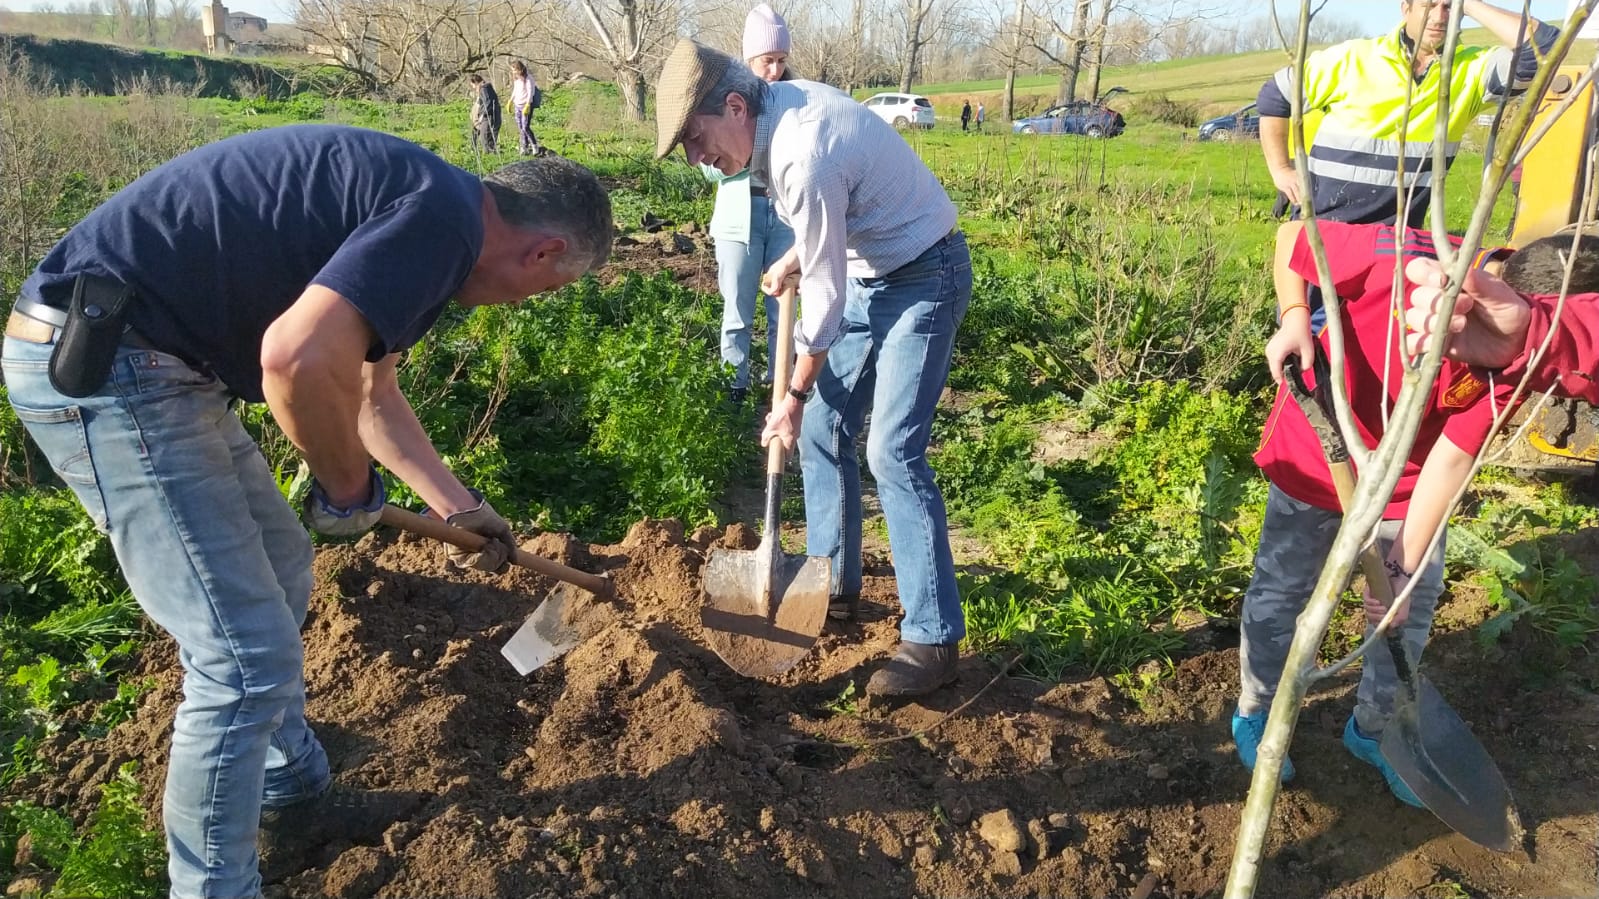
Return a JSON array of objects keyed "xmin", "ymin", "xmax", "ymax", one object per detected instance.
[{"xmin": 655, "ymin": 39, "xmax": 733, "ymax": 159}]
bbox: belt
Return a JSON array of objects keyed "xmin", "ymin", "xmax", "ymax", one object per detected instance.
[
  {"xmin": 749, "ymin": 186, "xmax": 768, "ymax": 198},
  {"xmin": 6, "ymin": 301, "xmax": 158, "ymax": 350},
  {"xmin": 5, "ymin": 309, "xmax": 56, "ymax": 344},
  {"xmin": 14, "ymin": 295, "xmax": 66, "ymax": 328}
]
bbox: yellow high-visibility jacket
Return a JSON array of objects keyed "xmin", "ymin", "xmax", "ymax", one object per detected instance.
[{"xmin": 1258, "ymin": 23, "xmax": 1558, "ymax": 226}]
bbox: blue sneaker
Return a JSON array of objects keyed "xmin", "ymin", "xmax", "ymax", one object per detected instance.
[
  {"xmin": 1231, "ymin": 710, "xmax": 1294, "ymax": 782},
  {"xmin": 1342, "ymin": 717, "xmax": 1425, "ymax": 808}
]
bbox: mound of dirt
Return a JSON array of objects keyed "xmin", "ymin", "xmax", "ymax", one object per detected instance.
[{"xmin": 14, "ymin": 521, "xmax": 1599, "ymax": 898}]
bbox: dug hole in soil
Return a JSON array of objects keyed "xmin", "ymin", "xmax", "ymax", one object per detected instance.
[{"xmin": 15, "ymin": 520, "xmax": 1599, "ymax": 898}]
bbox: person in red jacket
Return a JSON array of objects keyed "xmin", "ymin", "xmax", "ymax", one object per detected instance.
[
  {"xmin": 1235, "ymin": 219, "xmax": 1599, "ymax": 806},
  {"xmin": 1405, "ymin": 237, "xmax": 1599, "ymax": 396}
]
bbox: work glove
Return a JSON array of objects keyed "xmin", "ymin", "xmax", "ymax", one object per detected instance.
[
  {"xmin": 303, "ymin": 466, "xmax": 385, "ymax": 538},
  {"xmin": 442, "ymin": 490, "xmax": 516, "ymax": 573}
]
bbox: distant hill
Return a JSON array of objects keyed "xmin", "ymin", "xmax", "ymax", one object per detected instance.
[{"xmin": 873, "ymin": 26, "xmax": 1597, "ymax": 119}]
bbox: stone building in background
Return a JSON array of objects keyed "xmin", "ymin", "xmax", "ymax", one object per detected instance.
[{"xmin": 200, "ymin": 0, "xmax": 232, "ymax": 54}]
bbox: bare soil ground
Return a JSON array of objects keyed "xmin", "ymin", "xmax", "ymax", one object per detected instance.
[{"xmin": 12, "ymin": 517, "xmax": 1599, "ymax": 899}]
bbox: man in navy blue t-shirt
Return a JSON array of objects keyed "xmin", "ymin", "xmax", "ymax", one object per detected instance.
[{"xmin": 1, "ymin": 124, "xmax": 612, "ymax": 899}]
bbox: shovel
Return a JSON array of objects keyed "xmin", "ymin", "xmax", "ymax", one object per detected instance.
[
  {"xmin": 700, "ymin": 283, "xmax": 832, "ymax": 677},
  {"xmin": 1283, "ymin": 353, "xmax": 1523, "ymax": 852},
  {"xmin": 379, "ymin": 505, "xmax": 615, "ymax": 676}
]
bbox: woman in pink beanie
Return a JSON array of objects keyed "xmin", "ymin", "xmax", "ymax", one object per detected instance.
[
  {"xmin": 743, "ymin": 3, "xmax": 791, "ymax": 81},
  {"xmin": 708, "ymin": 3, "xmax": 798, "ymax": 406}
]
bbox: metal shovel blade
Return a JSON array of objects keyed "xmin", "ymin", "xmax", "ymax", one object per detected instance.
[
  {"xmin": 501, "ymin": 585, "xmax": 592, "ymax": 676},
  {"xmin": 1381, "ymin": 674, "xmax": 1524, "ymax": 852},
  {"xmin": 700, "ymin": 542, "xmax": 831, "ymax": 678}
]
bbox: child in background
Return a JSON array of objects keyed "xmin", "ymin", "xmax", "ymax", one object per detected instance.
[
  {"xmin": 468, "ymin": 74, "xmax": 500, "ymax": 155},
  {"xmin": 508, "ymin": 60, "xmax": 540, "ymax": 155}
]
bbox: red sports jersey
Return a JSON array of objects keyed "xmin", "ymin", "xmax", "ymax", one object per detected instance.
[{"xmin": 1253, "ymin": 222, "xmax": 1509, "ymax": 516}]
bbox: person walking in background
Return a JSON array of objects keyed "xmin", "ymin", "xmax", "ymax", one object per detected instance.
[
  {"xmin": 706, "ymin": 3, "xmax": 798, "ymax": 406},
  {"xmin": 960, "ymin": 99, "xmax": 972, "ymax": 131},
  {"xmin": 658, "ymin": 40, "xmax": 973, "ymax": 698},
  {"xmin": 508, "ymin": 59, "xmax": 541, "ymax": 155},
  {"xmin": 975, "ymin": 101, "xmax": 986, "ymax": 132},
  {"xmin": 1, "ymin": 124, "xmax": 613, "ymax": 898},
  {"xmin": 1257, "ymin": 0, "xmax": 1556, "ymax": 229},
  {"xmin": 468, "ymin": 73, "xmax": 501, "ymax": 154}
]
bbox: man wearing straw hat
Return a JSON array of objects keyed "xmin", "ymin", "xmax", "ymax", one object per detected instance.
[{"xmin": 656, "ymin": 39, "xmax": 973, "ymax": 697}]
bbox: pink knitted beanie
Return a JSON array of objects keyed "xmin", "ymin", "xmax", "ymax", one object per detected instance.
[{"xmin": 742, "ymin": 4, "xmax": 791, "ymax": 60}]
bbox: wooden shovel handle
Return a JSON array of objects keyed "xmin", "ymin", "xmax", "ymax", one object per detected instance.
[
  {"xmin": 1282, "ymin": 355, "xmax": 1396, "ymax": 607},
  {"xmin": 767, "ymin": 282, "xmax": 799, "ymax": 476},
  {"xmin": 379, "ymin": 504, "xmax": 614, "ymax": 599}
]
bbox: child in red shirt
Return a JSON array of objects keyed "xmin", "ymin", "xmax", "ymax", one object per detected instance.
[{"xmin": 1235, "ymin": 220, "xmax": 1599, "ymax": 805}]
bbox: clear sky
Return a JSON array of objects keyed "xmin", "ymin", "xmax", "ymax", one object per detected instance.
[{"xmin": 1282, "ymin": 0, "xmax": 1573, "ymax": 35}]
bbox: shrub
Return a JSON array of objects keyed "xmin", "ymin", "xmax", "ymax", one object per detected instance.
[
  {"xmin": 1130, "ymin": 92, "xmax": 1203, "ymax": 128},
  {"xmin": 379, "ymin": 272, "xmax": 747, "ymax": 541}
]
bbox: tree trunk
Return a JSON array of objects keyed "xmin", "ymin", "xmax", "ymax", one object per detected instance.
[
  {"xmin": 899, "ymin": 0, "xmax": 929, "ymax": 94},
  {"xmin": 845, "ymin": 0, "xmax": 865, "ymax": 93},
  {"xmin": 575, "ymin": 0, "xmax": 652, "ymax": 123},
  {"xmin": 1057, "ymin": 67, "xmax": 1076, "ymax": 104},
  {"xmin": 1004, "ymin": 0, "xmax": 1026, "ymax": 121},
  {"xmin": 1057, "ymin": 0, "xmax": 1092, "ymax": 102},
  {"xmin": 618, "ymin": 66, "xmax": 647, "ymax": 121},
  {"xmin": 898, "ymin": 19, "xmax": 921, "ymax": 92},
  {"xmin": 1086, "ymin": 0, "xmax": 1111, "ymax": 100}
]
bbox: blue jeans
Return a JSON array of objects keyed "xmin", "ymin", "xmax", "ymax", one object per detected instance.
[
  {"xmin": 1237, "ymin": 484, "xmax": 1444, "ymax": 734},
  {"xmin": 513, "ymin": 104, "xmax": 536, "ymax": 153},
  {"xmin": 799, "ymin": 231, "xmax": 972, "ymax": 645},
  {"xmin": 3, "ymin": 336, "xmax": 330, "ymax": 899},
  {"xmin": 716, "ymin": 195, "xmax": 795, "ymax": 390}
]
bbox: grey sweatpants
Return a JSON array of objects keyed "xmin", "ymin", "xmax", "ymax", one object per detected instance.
[{"xmin": 1237, "ymin": 484, "xmax": 1445, "ymax": 735}]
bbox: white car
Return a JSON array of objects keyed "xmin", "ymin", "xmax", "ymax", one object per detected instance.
[{"xmin": 862, "ymin": 92, "xmax": 936, "ymax": 130}]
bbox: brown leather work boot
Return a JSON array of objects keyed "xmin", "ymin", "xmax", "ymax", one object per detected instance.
[
  {"xmin": 866, "ymin": 641, "xmax": 959, "ymax": 697},
  {"xmin": 258, "ymin": 786, "xmax": 422, "ymax": 883},
  {"xmin": 828, "ymin": 593, "xmax": 860, "ymax": 621}
]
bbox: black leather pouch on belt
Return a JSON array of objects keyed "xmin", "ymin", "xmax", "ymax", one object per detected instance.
[{"xmin": 49, "ymin": 274, "xmax": 134, "ymax": 398}]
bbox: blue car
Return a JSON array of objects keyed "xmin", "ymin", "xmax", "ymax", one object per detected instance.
[
  {"xmin": 1011, "ymin": 87, "xmax": 1127, "ymax": 138},
  {"xmin": 1197, "ymin": 103, "xmax": 1260, "ymax": 141}
]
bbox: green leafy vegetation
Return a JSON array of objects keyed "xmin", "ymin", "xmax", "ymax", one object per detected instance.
[
  {"xmin": 1, "ymin": 762, "xmax": 166, "ymax": 897},
  {"xmin": 1452, "ymin": 479, "xmax": 1599, "ymax": 661},
  {"xmin": 934, "ymin": 383, "xmax": 1266, "ymax": 678}
]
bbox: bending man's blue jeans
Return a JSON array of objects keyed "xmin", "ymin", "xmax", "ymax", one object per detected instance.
[
  {"xmin": 798, "ymin": 232, "xmax": 972, "ymax": 646},
  {"xmin": 716, "ymin": 194, "xmax": 795, "ymax": 390},
  {"xmin": 3, "ymin": 336, "xmax": 330, "ymax": 899}
]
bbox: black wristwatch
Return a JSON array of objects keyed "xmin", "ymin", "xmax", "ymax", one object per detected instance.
[{"xmin": 788, "ymin": 385, "xmax": 813, "ymax": 402}]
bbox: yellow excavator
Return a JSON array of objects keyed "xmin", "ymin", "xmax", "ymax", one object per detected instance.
[{"xmin": 1495, "ymin": 64, "xmax": 1599, "ymax": 468}]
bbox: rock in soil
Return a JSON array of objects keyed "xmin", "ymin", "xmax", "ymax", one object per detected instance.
[
  {"xmin": 991, "ymin": 849, "xmax": 1024, "ymax": 877},
  {"xmin": 977, "ymin": 809, "xmax": 1028, "ymax": 853}
]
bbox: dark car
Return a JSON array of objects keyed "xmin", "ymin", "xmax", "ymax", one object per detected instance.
[
  {"xmin": 1197, "ymin": 103, "xmax": 1260, "ymax": 141},
  {"xmin": 1011, "ymin": 87, "xmax": 1128, "ymax": 138}
]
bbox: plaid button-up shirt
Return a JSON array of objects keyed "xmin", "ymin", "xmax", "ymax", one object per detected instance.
[{"xmin": 750, "ymin": 80, "xmax": 958, "ymax": 354}]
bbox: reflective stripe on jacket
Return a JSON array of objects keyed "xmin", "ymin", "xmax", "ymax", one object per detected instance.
[{"xmin": 1258, "ymin": 23, "xmax": 1559, "ymax": 226}]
